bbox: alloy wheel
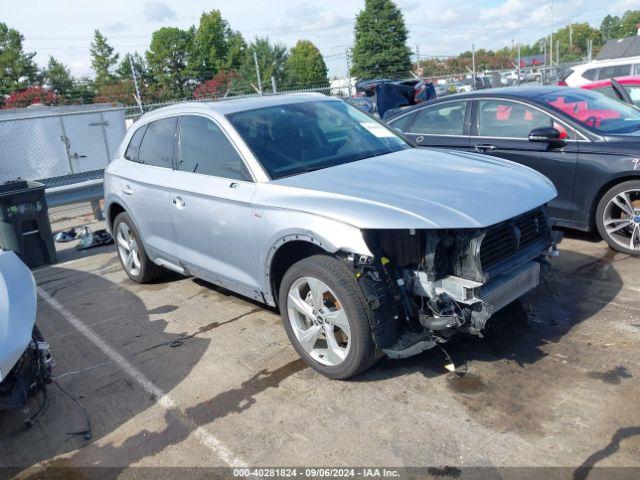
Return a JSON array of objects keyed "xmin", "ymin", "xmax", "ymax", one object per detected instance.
[
  {"xmin": 286, "ymin": 276, "xmax": 351, "ymax": 366},
  {"xmin": 602, "ymin": 189, "xmax": 640, "ymax": 252},
  {"xmin": 116, "ymin": 222, "xmax": 141, "ymax": 276}
]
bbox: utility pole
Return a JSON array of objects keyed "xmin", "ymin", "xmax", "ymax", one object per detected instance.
[
  {"xmin": 549, "ymin": 0, "xmax": 554, "ymax": 66},
  {"xmin": 517, "ymin": 45, "xmax": 521, "ymax": 85},
  {"xmin": 543, "ymin": 42, "xmax": 547, "ymax": 84},
  {"xmin": 416, "ymin": 44, "xmax": 421, "ymax": 70},
  {"xmin": 345, "ymin": 47, "xmax": 352, "ymax": 102},
  {"xmin": 471, "ymin": 43, "xmax": 476, "ymax": 89},
  {"xmin": 569, "ymin": 24, "xmax": 573, "ymax": 47},
  {"xmin": 587, "ymin": 39, "xmax": 593, "ymax": 61},
  {"xmin": 130, "ymin": 57, "xmax": 143, "ymax": 114},
  {"xmin": 253, "ymin": 50, "xmax": 262, "ymax": 95},
  {"xmin": 556, "ymin": 40, "xmax": 560, "ymax": 66},
  {"xmin": 271, "ymin": 76, "xmax": 277, "ymax": 93}
]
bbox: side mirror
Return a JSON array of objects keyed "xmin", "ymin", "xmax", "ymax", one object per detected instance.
[{"xmin": 528, "ymin": 127, "xmax": 565, "ymax": 148}]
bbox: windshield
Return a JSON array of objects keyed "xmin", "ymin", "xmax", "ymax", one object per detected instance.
[
  {"xmin": 538, "ymin": 89, "xmax": 640, "ymax": 134},
  {"xmin": 227, "ymin": 100, "xmax": 409, "ymax": 179}
]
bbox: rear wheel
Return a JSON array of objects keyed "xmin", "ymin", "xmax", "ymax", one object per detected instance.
[
  {"xmin": 113, "ymin": 212, "xmax": 164, "ymax": 283},
  {"xmin": 595, "ymin": 181, "xmax": 640, "ymax": 255},
  {"xmin": 278, "ymin": 255, "xmax": 378, "ymax": 379}
]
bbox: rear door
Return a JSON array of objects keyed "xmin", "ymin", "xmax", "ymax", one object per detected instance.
[
  {"xmin": 470, "ymin": 98, "xmax": 579, "ymax": 222},
  {"xmin": 387, "ymin": 100, "xmax": 471, "ymax": 151},
  {"xmin": 171, "ymin": 114, "xmax": 260, "ymax": 297},
  {"xmin": 119, "ymin": 117, "xmax": 181, "ymax": 267}
]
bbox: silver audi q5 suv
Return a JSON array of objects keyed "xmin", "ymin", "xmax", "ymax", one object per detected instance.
[{"xmin": 105, "ymin": 93, "xmax": 560, "ymax": 379}]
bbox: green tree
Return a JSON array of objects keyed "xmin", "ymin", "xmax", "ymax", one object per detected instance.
[
  {"xmin": 189, "ymin": 10, "xmax": 248, "ymax": 81},
  {"xmin": 146, "ymin": 27, "xmax": 195, "ymax": 98},
  {"xmin": 351, "ymin": 0, "xmax": 412, "ymax": 79},
  {"xmin": 90, "ymin": 30, "xmax": 119, "ymax": 88},
  {"xmin": 0, "ymin": 23, "xmax": 37, "ymax": 94},
  {"xmin": 223, "ymin": 29, "xmax": 247, "ymax": 72},
  {"xmin": 117, "ymin": 52, "xmax": 149, "ymax": 83},
  {"xmin": 285, "ymin": 40, "xmax": 329, "ymax": 88},
  {"xmin": 600, "ymin": 14, "xmax": 622, "ymax": 40},
  {"xmin": 240, "ymin": 37, "xmax": 288, "ymax": 93},
  {"xmin": 43, "ymin": 56, "xmax": 73, "ymax": 96},
  {"xmin": 553, "ymin": 23, "xmax": 603, "ymax": 62},
  {"xmin": 620, "ymin": 10, "xmax": 640, "ymax": 38}
]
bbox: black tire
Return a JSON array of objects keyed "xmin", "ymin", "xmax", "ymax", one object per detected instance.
[
  {"xmin": 595, "ymin": 180, "xmax": 640, "ymax": 256},
  {"xmin": 113, "ymin": 212, "xmax": 164, "ymax": 283},
  {"xmin": 278, "ymin": 254, "xmax": 378, "ymax": 379}
]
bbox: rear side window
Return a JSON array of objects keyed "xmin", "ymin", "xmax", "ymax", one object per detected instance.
[
  {"xmin": 124, "ymin": 125, "xmax": 147, "ymax": 162},
  {"xmin": 583, "ymin": 69, "xmax": 598, "ymax": 81},
  {"xmin": 178, "ymin": 115, "xmax": 251, "ymax": 181},
  {"xmin": 388, "ymin": 112, "xmax": 416, "ymax": 132},
  {"xmin": 138, "ymin": 117, "xmax": 178, "ymax": 168},
  {"xmin": 598, "ymin": 64, "xmax": 632, "ymax": 80}
]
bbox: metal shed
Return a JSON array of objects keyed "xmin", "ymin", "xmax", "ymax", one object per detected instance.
[{"xmin": 0, "ymin": 103, "xmax": 126, "ymax": 187}]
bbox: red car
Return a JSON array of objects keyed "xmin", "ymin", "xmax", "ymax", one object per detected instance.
[{"xmin": 581, "ymin": 76, "xmax": 640, "ymax": 108}]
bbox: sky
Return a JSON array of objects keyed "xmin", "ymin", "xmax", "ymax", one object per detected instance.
[{"xmin": 2, "ymin": 0, "xmax": 637, "ymax": 79}]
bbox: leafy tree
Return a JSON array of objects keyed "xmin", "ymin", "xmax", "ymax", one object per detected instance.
[
  {"xmin": 351, "ymin": 0, "xmax": 412, "ymax": 79},
  {"xmin": 600, "ymin": 14, "xmax": 622, "ymax": 40},
  {"xmin": 190, "ymin": 10, "xmax": 229, "ymax": 81},
  {"xmin": 90, "ymin": 30, "xmax": 119, "ymax": 88},
  {"xmin": 188, "ymin": 10, "xmax": 249, "ymax": 82},
  {"xmin": 117, "ymin": 52, "xmax": 149, "ymax": 83},
  {"xmin": 224, "ymin": 29, "xmax": 248, "ymax": 72},
  {"xmin": 620, "ymin": 10, "xmax": 640, "ymax": 38},
  {"xmin": 146, "ymin": 26, "xmax": 195, "ymax": 98},
  {"xmin": 2, "ymin": 86, "xmax": 58, "ymax": 109},
  {"xmin": 0, "ymin": 23, "xmax": 37, "ymax": 94},
  {"xmin": 67, "ymin": 77, "xmax": 96, "ymax": 104},
  {"xmin": 285, "ymin": 40, "xmax": 329, "ymax": 88},
  {"xmin": 42, "ymin": 56, "xmax": 73, "ymax": 96},
  {"xmin": 600, "ymin": 11, "xmax": 640, "ymax": 40},
  {"xmin": 240, "ymin": 37, "xmax": 288, "ymax": 93},
  {"xmin": 553, "ymin": 23, "xmax": 602, "ymax": 62},
  {"xmin": 193, "ymin": 70, "xmax": 241, "ymax": 98}
]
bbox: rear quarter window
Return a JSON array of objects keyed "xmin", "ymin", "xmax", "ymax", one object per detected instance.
[{"xmin": 124, "ymin": 125, "xmax": 147, "ymax": 162}]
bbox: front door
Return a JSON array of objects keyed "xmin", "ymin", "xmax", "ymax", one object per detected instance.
[
  {"xmin": 471, "ymin": 98, "xmax": 579, "ymax": 223},
  {"xmin": 170, "ymin": 114, "xmax": 260, "ymax": 298}
]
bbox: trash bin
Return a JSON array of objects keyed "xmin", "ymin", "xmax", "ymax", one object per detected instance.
[{"xmin": 0, "ymin": 180, "xmax": 57, "ymax": 268}]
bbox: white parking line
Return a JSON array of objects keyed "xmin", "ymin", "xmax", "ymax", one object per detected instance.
[{"xmin": 37, "ymin": 287, "xmax": 246, "ymax": 468}]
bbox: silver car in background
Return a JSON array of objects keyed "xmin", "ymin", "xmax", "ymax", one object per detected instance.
[{"xmin": 104, "ymin": 93, "xmax": 559, "ymax": 379}]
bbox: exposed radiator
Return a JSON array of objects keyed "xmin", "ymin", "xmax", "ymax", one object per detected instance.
[{"xmin": 480, "ymin": 261, "xmax": 540, "ymax": 313}]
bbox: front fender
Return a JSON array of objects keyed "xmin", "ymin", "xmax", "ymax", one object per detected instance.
[
  {"xmin": 0, "ymin": 251, "xmax": 36, "ymax": 382},
  {"xmin": 256, "ymin": 207, "xmax": 372, "ymax": 304}
]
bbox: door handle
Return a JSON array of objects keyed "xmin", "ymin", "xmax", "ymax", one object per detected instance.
[
  {"xmin": 121, "ymin": 185, "xmax": 133, "ymax": 195},
  {"xmin": 172, "ymin": 196, "xmax": 185, "ymax": 209},
  {"xmin": 229, "ymin": 182, "xmax": 239, "ymax": 189},
  {"xmin": 474, "ymin": 144, "xmax": 497, "ymax": 152}
]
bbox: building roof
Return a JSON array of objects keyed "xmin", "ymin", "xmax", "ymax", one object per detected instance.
[{"xmin": 597, "ymin": 36, "xmax": 640, "ymax": 60}]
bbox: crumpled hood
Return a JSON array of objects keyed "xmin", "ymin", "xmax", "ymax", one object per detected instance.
[
  {"xmin": 262, "ymin": 148, "xmax": 557, "ymax": 229},
  {"xmin": 0, "ymin": 251, "xmax": 37, "ymax": 382}
]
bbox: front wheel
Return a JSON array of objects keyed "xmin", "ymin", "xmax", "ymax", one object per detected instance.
[
  {"xmin": 278, "ymin": 255, "xmax": 378, "ymax": 379},
  {"xmin": 595, "ymin": 180, "xmax": 640, "ymax": 255}
]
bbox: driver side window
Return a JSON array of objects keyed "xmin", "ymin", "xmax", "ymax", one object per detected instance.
[{"xmin": 477, "ymin": 100, "xmax": 574, "ymax": 139}]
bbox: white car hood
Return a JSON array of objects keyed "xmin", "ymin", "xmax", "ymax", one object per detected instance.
[
  {"xmin": 0, "ymin": 251, "xmax": 37, "ymax": 382},
  {"xmin": 263, "ymin": 148, "xmax": 557, "ymax": 229}
]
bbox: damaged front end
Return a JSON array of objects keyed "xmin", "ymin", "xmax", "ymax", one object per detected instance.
[
  {"xmin": 0, "ymin": 250, "xmax": 53, "ymax": 423},
  {"xmin": 352, "ymin": 207, "xmax": 561, "ymax": 359}
]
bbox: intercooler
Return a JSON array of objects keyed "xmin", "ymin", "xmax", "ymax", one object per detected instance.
[{"xmin": 480, "ymin": 261, "xmax": 541, "ymax": 313}]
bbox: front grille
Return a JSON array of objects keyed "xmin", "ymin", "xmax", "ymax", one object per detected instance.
[{"xmin": 480, "ymin": 208, "xmax": 549, "ymax": 269}]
